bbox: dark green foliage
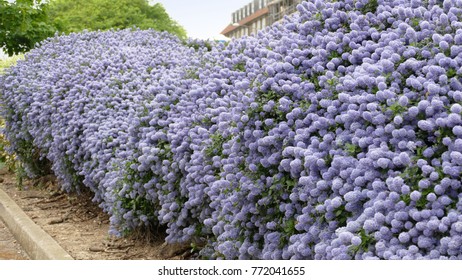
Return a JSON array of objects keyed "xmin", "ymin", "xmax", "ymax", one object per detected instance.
[
  {"xmin": 361, "ymin": 0, "xmax": 379, "ymax": 14},
  {"xmin": 0, "ymin": 0, "xmax": 56, "ymax": 56}
]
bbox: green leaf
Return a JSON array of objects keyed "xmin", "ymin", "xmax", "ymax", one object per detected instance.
[{"xmin": 360, "ymin": 0, "xmax": 379, "ymax": 14}]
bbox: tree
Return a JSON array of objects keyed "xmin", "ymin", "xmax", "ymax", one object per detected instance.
[
  {"xmin": 48, "ymin": 0, "xmax": 187, "ymax": 39},
  {"xmin": 0, "ymin": 0, "xmax": 56, "ymax": 56}
]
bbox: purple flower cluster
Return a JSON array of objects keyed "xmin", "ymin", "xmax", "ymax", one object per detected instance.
[
  {"xmin": 0, "ymin": 29, "xmax": 211, "ymax": 237},
  {"xmin": 3, "ymin": 0, "xmax": 462, "ymax": 259}
]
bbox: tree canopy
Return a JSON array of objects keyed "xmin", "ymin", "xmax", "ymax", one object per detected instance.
[
  {"xmin": 0, "ymin": 0, "xmax": 186, "ymax": 56},
  {"xmin": 48, "ymin": 0, "xmax": 187, "ymax": 39},
  {"xmin": 0, "ymin": 0, "xmax": 55, "ymax": 56}
]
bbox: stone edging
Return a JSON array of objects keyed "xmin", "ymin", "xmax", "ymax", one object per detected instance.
[{"xmin": 0, "ymin": 188, "xmax": 74, "ymax": 260}]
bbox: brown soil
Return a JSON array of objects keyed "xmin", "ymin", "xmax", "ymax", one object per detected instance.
[
  {"xmin": 0, "ymin": 218, "xmax": 29, "ymax": 260},
  {"xmin": 0, "ymin": 169, "xmax": 194, "ymax": 260}
]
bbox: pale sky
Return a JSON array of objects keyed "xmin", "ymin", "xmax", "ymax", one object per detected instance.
[{"xmin": 151, "ymin": 0, "xmax": 253, "ymax": 39}]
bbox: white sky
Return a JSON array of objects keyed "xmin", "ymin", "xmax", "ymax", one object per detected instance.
[{"xmin": 151, "ymin": 0, "xmax": 253, "ymax": 39}]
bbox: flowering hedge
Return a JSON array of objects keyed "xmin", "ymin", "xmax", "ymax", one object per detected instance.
[{"xmin": 2, "ymin": 0, "xmax": 462, "ymax": 259}]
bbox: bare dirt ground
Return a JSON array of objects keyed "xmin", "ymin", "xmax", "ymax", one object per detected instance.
[
  {"xmin": 0, "ymin": 169, "xmax": 193, "ymax": 260},
  {"xmin": 0, "ymin": 219, "xmax": 29, "ymax": 260}
]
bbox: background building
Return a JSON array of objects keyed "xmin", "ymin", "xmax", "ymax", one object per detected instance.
[{"xmin": 221, "ymin": 0, "xmax": 301, "ymax": 39}]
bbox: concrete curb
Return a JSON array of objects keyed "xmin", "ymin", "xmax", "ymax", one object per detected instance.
[{"xmin": 0, "ymin": 188, "xmax": 74, "ymax": 260}]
